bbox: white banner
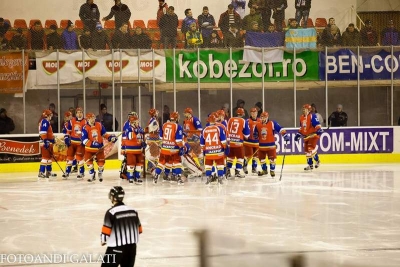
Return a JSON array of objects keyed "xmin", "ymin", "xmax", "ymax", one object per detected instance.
[
  {"xmin": 242, "ymin": 46, "xmax": 284, "ymax": 64},
  {"xmin": 35, "ymin": 51, "xmax": 166, "ymax": 85}
]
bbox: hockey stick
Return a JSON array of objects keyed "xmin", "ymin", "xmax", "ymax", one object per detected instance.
[
  {"xmin": 183, "ymin": 153, "xmax": 203, "ymax": 172},
  {"xmin": 43, "ymin": 145, "xmax": 66, "ymax": 176},
  {"xmin": 84, "ymin": 132, "xmax": 123, "ymax": 164},
  {"xmin": 279, "ymin": 143, "xmax": 287, "ymax": 181}
]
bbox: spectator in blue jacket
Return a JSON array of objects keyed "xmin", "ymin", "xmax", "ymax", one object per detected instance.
[
  {"xmin": 381, "ymin": 20, "xmax": 399, "ymax": 46},
  {"xmin": 197, "ymin": 6, "xmax": 216, "ymax": 48},
  {"xmin": 62, "ymin": 21, "xmax": 79, "ymax": 50},
  {"xmin": 0, "ymin": 18, "xmax": 11, "ymax": 36},
  {"xmin": 181, "ymin": 8, "xmax": 196, "ymax": 48}
]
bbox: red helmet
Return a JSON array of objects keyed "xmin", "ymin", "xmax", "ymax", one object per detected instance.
[
  {"xmin": 64, "ymin": 111, "xmax": 72, "ymax": 118},
  {"xmin": 42, "ymin": 109, "xmax": 52, "ymax": 118},
  {"xmin": 86, "ymin": 112, "xmax": 96, "ymax": 120},
  {"xmin": 236, "ymin": 108, "xmax": 245, "ymax": 116},
  {"xmin": 250, "ymin": 107, "xmax": 257, "ymax": 113},
  {"xmin": 170, "ymin": 111, "xmax": 179, "ymax": 121},
  {"xmin": 260, "ymin": 112, "xmax": 269, "ymax": 120},
  {"xmin": 303, "ymin": 104, "xmax": 312, "ymax": 112},
  {"xmin": 75, "ymin": 107, "xmax": 83, "ymax": 113},
  {"xmin": 217, "ymin": 109, "xmax": 225, "ymax": 117},
  {"xmin": 184, "ymin": 107, "xmax": 193, "ymax": 115},
  {"xmin": 128, "ymin": 111, "xmax": 139, "ymax": 123},
  {"xmin": 208, "ymin": 112, "xmax": 218, "ymax": 123},
  {"xmin": 148, "ymin": 108, "xmax": 158, "ymax": 117}
]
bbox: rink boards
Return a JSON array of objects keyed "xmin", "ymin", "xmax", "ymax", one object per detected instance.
[{"xmin": 1, "ymin": 126, "xmax": 399, "ymax": 173}]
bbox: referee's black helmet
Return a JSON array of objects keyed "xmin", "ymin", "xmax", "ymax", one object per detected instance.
[{"xmin": 109, "ymin": 186, "xmax": 125, "ymax": 202}]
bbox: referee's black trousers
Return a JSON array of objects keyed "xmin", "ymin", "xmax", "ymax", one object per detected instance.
[{"xmin": 101, "ymin": 244, "xmax": 137, "ymax": 267}]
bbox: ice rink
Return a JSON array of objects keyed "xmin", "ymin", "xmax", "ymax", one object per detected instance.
[{"xmin": 1, "ymin": 164, "xmax": 400, "ymax": 267}]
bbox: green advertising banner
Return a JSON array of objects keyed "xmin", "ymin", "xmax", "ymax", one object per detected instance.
[{"xmin": 165, "ymin": 49, "xmax": 319, "ymax": 82}]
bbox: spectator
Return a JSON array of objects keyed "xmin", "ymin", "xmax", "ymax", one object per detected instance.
[
  {"xmin": 224, "ymin": 24, "xmax": 243, "ymax": 48},
  {"xmin": 0, "ymin": 18, "xmax": 11, "ymax": 36},
  {"xmin": 159, "ymin": 6, "xmax": 179, "ymax": 49},
  {"xmin": 360, "ymin": 19, "xmax": 378, "ymax": 46},
  {"xmin": 96, "ymin": 104, "xmax": 119, "ymax": 131},
  {"xmin": 255, "ymin": 102, "xmax": 262, "ymax": 117},
  {"xmin": 162, "ymin": 105, "xmax": 170, "ymax": 124},
  {"xmin": 222, "ymin": 103, "xmax": 230, "ymax": 120},
  {"xmin": 248, "ymin": 21, "xmax": 262, "ymax": 32},
  {"xmin": 218, "ymin": 4, "xmax": 242, "ymax": 37},
  {"xmin": 321, "ymin": 17, "xmax": 341, "ymax": 38},
  {"xmin": 328, "ymin": 104, "xmax": 348, "ymax": 127},
  {"xmin": 271, "ymin": 0, "xmax": 287, "ymax": 32},
  {"xmin": 157, "ymin": 0, "xmax": 168, "ymax": 27},
  {"xmin": 91, "ymin": 22, "xmax": 112, "ymax": 50},
  {"xmin": 209, "ymin": 30, "xmax": 223, "ymax": 48},
  {"xmin": 287, "ymin": 18, "xmax": 299, "ymax": 29},
  {"xmin": 232, "ymin": 99, "xmax": 249, "ymax": 119},
  {"xmin": 79, "ymin": 0, "xmax": 100, "ymax": 32},
  {"xmin": 295, "ymin": 0, "xmax": 311, "ymax": 28},
  {"xmin": 381, "ymin": 19, "xmax": 399, "ymax": 46},
  {"xmin": 78, "ymin": 27, "xmax": 92, "ymax": 49},
  {"xmin": 265, "ymin": 24, "xmax": 277, "ymax": 33},
  {"xmin": 10, "ymin": 28, "xmax": 27, "ymax": 50},
  {"xmin": 242, "ymin": 7, "xmax": 262, "ymax": 32},
  {"xmin": 342, "ymin": 23, "xmax": 360, "ymax": 47},
  {"xmin": 248, "ymin": 0, "xmax": 271, "ymax": 32},
  {"xmin": 0, "ymin": 108, "xmax": 15, "ymax": 134},
  {"xmin": 131, "ymin": 27, "xmax": 152, "ymax": 49},
  {"xmin": 320, "ymin": 24, "xmax": 341, "ymax": 47},
  {"xmin": 102, "ymin": 0, "xmax": 131, "ymax": 30},
  {"xmin": 112, "ymin": 22, "xmax": 131, "ymax": 49},
  {"xmin": 29, "ymin": 21, "xmax": 45, "ymax": 50},
  {"xmin": 197, "ymin": 6, "xmax": 216, "ymax": 48},
  {"xmin": 310, "ymin": 103, "xmax": 324, "ymax": 126},
  {"xmin": 0, "ymin": 34, "xmax": 9, "ymax": 50},
  {"xmin": 62, "ymin": 21, "xmax": 79, "ymax": 50},
  {"xmin": 186, "ymin": 23, "xmax": 203, "ymax": 49},
  {"xmin": 181, "ymin": 8, "xmax": 196, "ymax": 48},
  {"xmin": 46, "ymin": 25, "xmax": 62, "ymax": 50},
  {"xmin": 49, "ymin": 103, "xmax": 59, "ymax": 133}
]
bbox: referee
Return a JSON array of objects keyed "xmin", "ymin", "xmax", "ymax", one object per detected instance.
[{"xmin": 101, "ymin": 186, "xmax": 142, "ymax": 267}]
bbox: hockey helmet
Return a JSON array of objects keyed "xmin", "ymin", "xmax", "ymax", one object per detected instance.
[
  {"xmin": 85, "ymin": 113, "xmax": 96, "ymax": 124},
  {"xmin": 184, "ymin": 107, "xmax": 193, "ymax": 114},
  {"xmin": 260, "ymin": 111, "xmax": 269, "ymax": 122},
  {"xmin": 109, "ymin": 186, "xmax": 125, "ymax": 202},
  {"xmin": 148, "ymin": 108, "xmax": 158, "ymax": 117},
  {"xmin": 217, "ymin": 109, "xmax": 225, "ymax": 117},
  {"xmin": 42, "ymin": 109, "xmax": 52, "ymax": 118},
  {"xmin": 236, "ymin": 108, "xmax": 245, "ymax": 116},
  {"xmin": 302, "ymin": 104, "xmax": 312, "ymax": 115},
  {"xmin": 64, "ymin": 111, "xmax": 72, "ymax": 119},
  {"xmin": 75, "ymin": 107, "xmax": 84, "ymax": 118},
  {"xmin": 208, "ymin": 112, "xmax": 218, "ymax": 124},
  {"xmin": 170, "ymin": 111, "xmax": 179, "ymax": 121},
  {"xmin": 250, "ymin": 107, "xmax": 257, "ymax": 113}
]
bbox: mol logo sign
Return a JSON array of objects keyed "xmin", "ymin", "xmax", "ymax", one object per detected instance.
[
  {"xmin": 42, "ymin": 61, "xmax": 66, "ymax": 74},
  {"xmin": 140, "ymin": 60, "xmax": 160, "ymax": 72},
  {"xmin": 105, "ymin": 60, "xmax": 129, "ymax": 72},
  {"xmin": 74, "ymin": 60, "xmax": 97, "ymax": 73}
]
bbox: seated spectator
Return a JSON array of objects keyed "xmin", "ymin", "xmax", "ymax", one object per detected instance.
[
  {"xmin": 248, "ymin": 21, "xmax": 262, "ymax": 32},
  {"xmin": 29, "ymin": 21, "xmax": 45, "ymax": 50},
  {"xmin": 10, "ymin": 28, "xmax": 27, "ymax": 50},
  {"xmin": 360, "ymin": 19, "xmax": 378, "ymax": 46},
  {"xmin": 328, "ymin": 104, "xmax": 348, "ymax": 127},
  {"xmin": 242, "ymin": 7, "xmax": 262, "ymax": 32},
  {"xmin": 91, "ymin": 23, "xmax": 112, "ymax": 50},
  {"xmin": 320, "ymin": 24, "xmax": 341, "ymax": 47},
  {"xmin": 265, "ymin": 24, "xmax": 277, "ymax": 33},
  {"xmin": 224, "ymin": 24, "xmax": 243, "ymax": 48},
  {"xmin": 287, "ymin": 18, "xmax": 299, "ymax": 30},
  {"xmin": 78, "ymin": 27, "xmax": 92, "ymax": 49},
  {"xmin": 0, "ymin": 34, "xmax": 9, "ymax": 50},
  {"xmin": 46, "ymin": 25, "xmax": 62, "ymax": 50},
  {"xmin": 342, "ymin": 23, "xmax": 360, "ymax": 47},
  {"xmin": 62, "ymin": 20, "xmax": 78, "ymax": 50},
  {"xmin": 0, "ymin": 18, "xmax": 11, "ymax": 36},
  {"xmin": 0, "ymin": 108, "xmax": 15, "ymax": 134},
  {"xmin": 381, "ymin": 19, "xmax": 399, "ymax": 46},
  {"xmin": 209, "ymin": 30, "xmax": 223, "ymax": 48},
  {"xmin": 112, "ymin": 22, "xmax": 131, "ymax": 49},
  {"xmin": 185, "ymin": 22, "xmax": 203, "ymax": 49},
  {"xmin": 131, "ymin": 27, "xmax": 152, "ymax": 49}
]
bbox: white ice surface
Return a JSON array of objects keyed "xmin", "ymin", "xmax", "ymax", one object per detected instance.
[{"xmin": 0, "ymin": 164, "xmax": 400, "ymax": 267}]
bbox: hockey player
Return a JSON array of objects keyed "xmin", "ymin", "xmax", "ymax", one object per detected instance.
[
  {"xmin": 153, "ymin": 111, "xmax": 186, "ymax": 185},
  {"xmin": 145, "ymin": 108, "xmax": 161, "ymax": 173},
  {"xmin": 62, "ymin": 107, "xmax": 87, "ymax": 179},
  {"xmin": 201, "ymin": 113, "xmax": 228, "ymax": 185},
  {"xmin": 255, "ymin": 112, "xmax": 289, "ymax": 177},
  {"xmin": 295, "ymin": 104, "xmax": 323, "ymax": 171},
  {"xmin": 244, "ymin": 108, "xmax": 261, "ymax": 174},
  {"xmin": 82, "ymin": 112, "xmax": 118, "ymax": 182},
  {"xmin": 183, "ymin": 107, "xmax": 203, "ymax": 168},
  {"xmin": 38, "ymin": 109, "xmax": 57, "ymax": 179},
  {"xmin": 216, "ymin": 109, "xmax": 228, "ymax": 128},
  {"xmin": 122, "ymin": 112, "xmax": 145, "ymax": 184},
  {"xmin": 226, "ymin": 108, "xmax": 250, "ymax": 178}
]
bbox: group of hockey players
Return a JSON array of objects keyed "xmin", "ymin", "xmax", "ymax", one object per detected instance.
[{"xmin": 38, "ymin": 102, "xmax": 323, "ymax": 185}]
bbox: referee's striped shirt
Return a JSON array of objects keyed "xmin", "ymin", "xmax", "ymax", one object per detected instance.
[{"xmin": 101, "ymin": 203, "xmax": 142, "ymax": 247}]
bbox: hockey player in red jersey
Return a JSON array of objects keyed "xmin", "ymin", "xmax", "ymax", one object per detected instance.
[
  {"xmin": 244, "ymin": 108, "xmax": 261, "ymax": 174},
  {"xmin": 38, "ymin": 109, "xmax": 57, "ymax": 179},
  {"xmin": 295, "ymin": 104, "xmax": 323, "ymax": 171},
  {"xmin": 122, "ymin": 112, "xmax": 145, "ymax": 184},
  {"xmin": 255, "ymin": 112, "xmax": 289, "ymax": 177},
  {"xmin": 62, "ymin": 107, "xmax": 87, "ymax": 179},
  {"xmin": 183, "ymin": 107, "xmax": 203, "ymax": 168},
  {"xmin": 82, "ymin": 112, "xmax": 118, "ymax": 182},
  {"xmin": 153, "ymin": 111, "xmax": 186, "ymax": 185},
  {"xmin": 201, "ymin": 113, "xmax": 228, "ymax": 185},
  {"xmin": 226, "ymin": 108, "xmax": 250, "ymax": 178}
]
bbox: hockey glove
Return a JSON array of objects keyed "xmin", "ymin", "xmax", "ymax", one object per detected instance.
[
  {"xmin": 43, "ymin": 139, "xmax": 51, "ymax": 149},
  {"xmin": 179, "ymin": 146, "xmax": 186, "ymax": 156},
  {"xmin": 283, "ymin": 133, "xmax": 290, "ymax": 142},
  {"xmin": 224, "ymin": 146, "xmax": 230, "ymax": 156},
  {"xmin": 91, "ymin": 141, "xmax": 102, "ymax": 149},
  {"xmin": 108, "ymin": 135, "xmax": 118, "ymax": 143},
  {"xmin": 294, "ymin": 133, "xmax": 302, "ymax": 141},
  {"xmin": 192, "ymin": 134, "xmax": 200, "ymax": 142},
  {"xmin": 141, "ymin": 142, "xmax": 147, "ymax": 149},
  {"xmin": 64, "ymin": 135, "xmax": 71, "ymax": 147},
  {"xmin": 316, "ymin": 128, "xmax": 324, "ymax": 136}
]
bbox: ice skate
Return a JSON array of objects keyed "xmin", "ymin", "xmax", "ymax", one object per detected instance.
[
  {"xmin": 46, "ymin": 172, "xmax": 57, "ymax": 178},
  {"xmin": 135, "ymin": 178, "xmax": 143, "ymax": 185},
  {"xmin": 235, "ymin": 169, "xmax": 245, "ymax": 178},
  {"xmin": 205, "ymin": 176, "xmax": 212, "ymax": 185},
  {"xmin": 218, "ymin": 176, "xmax": 224, "ymax": 185},
  {"xmin": 77, "ymin": 173, "xmax": 84, "ymax": 180},
  {"xmin": 153, "ymin": 174, "xmax": 159, "ymax": 184},
  {"xmin": 62, "ymin": 173, "xmax": 69, "ymax": 180},
  {"xmin": 315, "ymin": 161, "xmax": 321, "ymax": 169},
  {"xmin": 71, "ymin": 166, "xmax": 78, "ymax": 173},
  {"xmin": 87, "ymin": 172, "xmax": 96, "ymax": 182},
  {"xmin": 252, "ymin": 167, "xmax": 257, "ymax": 174},
  {"xmin": 129, "ymin": 179, "xmax": 134, "ymax": 184},
  {"xmin": 98, "ymin": 172, "xmax": 103, "ymax": 182},
  {"xmin": 270, "ymin": 170, "xmax": 275, "ymax": 177},
  {"xmin": 38, "ymin": 172, "xmax": 46, "ymax": 180},
  {"xmin": 177, "ymin": 176, "xmax": 184, "ymax": 185},
  {"xmin": 170, "ymin": 175, "xmax": 177, "ymax": 184},
  {"xmin": 304, "ymin": 165, "xmax": 313, "ymax": 171},
  {"xmin": 163, "ymin": 173, "xmax": 170, "ymax": 182}
]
